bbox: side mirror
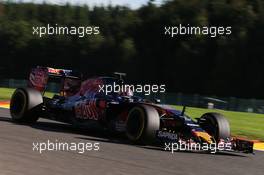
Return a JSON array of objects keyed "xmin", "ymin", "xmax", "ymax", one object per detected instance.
[{"xmin": 154, "ymin": 99, "xmax": 161, "ymax": 104}]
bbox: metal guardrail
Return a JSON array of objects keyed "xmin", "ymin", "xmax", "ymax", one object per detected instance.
[
  {"xmin": 0, "ymin": 79, "xmax": 60, "ymax": 93},
  {"xmin": 1, "ymin": 79, "xmax": 264, "ymax": 113},
  {"xmin": 145, "ymin": 93, "xmax": 264, "ymax": 113}
]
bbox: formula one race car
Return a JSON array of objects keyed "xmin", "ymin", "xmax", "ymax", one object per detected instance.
[{"xmin": 10, "ymin": 66, "xmax": 254, "ymax": 153}]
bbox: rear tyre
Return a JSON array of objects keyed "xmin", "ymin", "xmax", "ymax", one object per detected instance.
[
  {"xmin": 10, "ymin": 88, "xmax": 43, "ymax": 123},
  {"xmin": 199, "ymin": 112, "xmax": 230, "ymax": 142},
  {"xmin": 126, "ymin": 105, "xmax": 160, "ymax": 144}
]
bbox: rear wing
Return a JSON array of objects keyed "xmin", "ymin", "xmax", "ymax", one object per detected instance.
[
  {"xmin": 47, "ymin": 67, "xmax": 80, "ymax": 79},
  {"xmin": 28, "ymin": 66, "xmax": 81, "ymax": 92}
]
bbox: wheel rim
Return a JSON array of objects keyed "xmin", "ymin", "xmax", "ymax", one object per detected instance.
[
  {"xmin": 10, "ymin": 90, "xmax": 26, "ymax": 117},
  {"xmin": 126, "ymin": 108, "xmax": 145, "ymax": 141}
]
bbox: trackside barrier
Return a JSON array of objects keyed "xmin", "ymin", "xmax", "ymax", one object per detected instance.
[
  {"xmin": 1, "ymin": 79, "xmax": 264, "ymax": 113},
  {"xmin": 140, "ymin": 93, "xmax": 264, "ymax": 114},
  {"xmin": 0, "ymin": 79, "xmax": 60, "ymax": 93}
]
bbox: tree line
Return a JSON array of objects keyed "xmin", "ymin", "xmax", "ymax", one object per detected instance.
[{"xmin": 0, "ymin": 0, "xmax": 264, "ymax": 98}]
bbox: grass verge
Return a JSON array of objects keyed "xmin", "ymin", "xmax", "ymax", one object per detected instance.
[
  {"xmin": 0, "ymin": 87, "xmax": 54, "ymax": 100},
  {"xmin": 173, "ymin": 105, "xmax": 264, "ymax": 141}
]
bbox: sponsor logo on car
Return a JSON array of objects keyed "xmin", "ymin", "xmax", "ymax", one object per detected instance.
[{"xmin": 157, "ymin": 131, "xmax": 178, "ymax": 140}]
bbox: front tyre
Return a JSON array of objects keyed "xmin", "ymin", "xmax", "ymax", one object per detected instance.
[
  {"xmin": 199, "ymin": 112, "xmax": 230, "ymax": 142},
  {"xmin": 126, "ymin": 105, "xmax": 160, "ymax": 144},
  {"xmin": 10, "ymin": 88, "xmax": 43, "ymax": 123}
]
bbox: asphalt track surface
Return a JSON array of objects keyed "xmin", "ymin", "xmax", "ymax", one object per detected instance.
[{"xmin": 0, "ymin": 108, "xmax": 263, "ymax": 175}]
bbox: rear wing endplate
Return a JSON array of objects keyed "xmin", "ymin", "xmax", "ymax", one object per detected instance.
[{"xmin": 28, "ymin": 66, "xmax": 80, "ymax": 92}]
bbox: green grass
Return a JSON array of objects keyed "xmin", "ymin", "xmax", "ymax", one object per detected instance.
[
  {"xmin": 173, "ymin": 105, "xmax": 264, "ymax": 141},
  {"xmin": 0, "ymin": 87, "xmax": 55, "ymax": 100},
  {"xmin": 0, "ymin": 87, "xmax": 16, "ymax": 100}
]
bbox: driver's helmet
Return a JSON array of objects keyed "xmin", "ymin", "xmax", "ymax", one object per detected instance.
[{"xmin": 120, "ymin": 86, "xmax": 134, "ymax": 97}]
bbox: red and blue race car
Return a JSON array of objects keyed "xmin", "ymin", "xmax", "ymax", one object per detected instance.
[{"xmin": 10, "ymin": 66, "xmax": 254, "ymax": 153}]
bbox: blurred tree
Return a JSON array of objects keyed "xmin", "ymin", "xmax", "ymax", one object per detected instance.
[{"xmin": 0, "ymin": 0, "xmax": 264, "ymax": 98}]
